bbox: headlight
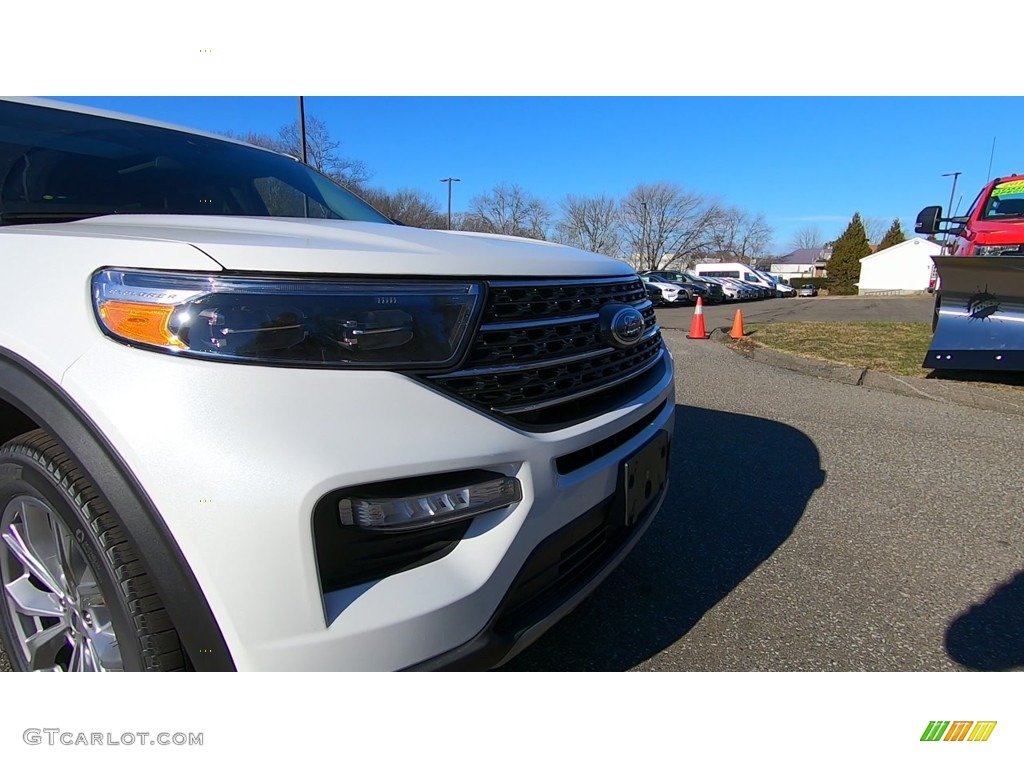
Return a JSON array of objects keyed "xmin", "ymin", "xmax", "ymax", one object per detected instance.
[
  {"xmin": 973, "ymin": 244, "xmax": 1024, "ymax": 256},
  {"xmin": 92, "ymin": 270, "xmax": 483, "ymax": 370}
]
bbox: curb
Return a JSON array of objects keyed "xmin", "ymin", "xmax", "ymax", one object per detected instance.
[{"xmin": 710, "ymin": 327, "xmax": 1024, "ymax": 417}]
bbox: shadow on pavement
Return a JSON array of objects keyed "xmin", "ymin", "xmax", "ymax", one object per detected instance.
[
  {"xmin": 945, "ymin": 570, "xmax": 1024, "ymax": 671},
  {"xmin": 503, "ymin": 404, "xmax": 825, "ymax": 671}
]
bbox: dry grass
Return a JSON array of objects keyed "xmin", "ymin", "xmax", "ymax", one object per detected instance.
[{"xmin": 738, "ymin": 322, "xmax": 934, "ymax": 377}]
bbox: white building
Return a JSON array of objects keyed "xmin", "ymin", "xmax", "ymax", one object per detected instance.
[
  {"xmin": 857, "ymin": 237, "xmax": 942, "ymax": 295},
  {"xmin": 770, "ymin": 248, "xmax": 830, "ymax": 280}
]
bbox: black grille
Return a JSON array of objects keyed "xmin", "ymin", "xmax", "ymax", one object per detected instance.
[
  {"xmin": 427, "ymin": 277, "xmax": 665, "ymax": 428},
  {"xmin": 484, "ymin": 279, "xmax": 648, "ymax": 323}
]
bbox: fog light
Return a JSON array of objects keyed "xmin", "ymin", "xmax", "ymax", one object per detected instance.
[{"xmin": 338, "ymin": 477, "xmax": 521, "ymax": 532}]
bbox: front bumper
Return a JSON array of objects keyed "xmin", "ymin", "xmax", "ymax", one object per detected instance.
[
  {"xmin": 60, "ymin": 338, "xmax": 675, "ymax": 670},
  {"xmin": 407, "ymin": 481, "xmax": 666, "ymax": 670}
]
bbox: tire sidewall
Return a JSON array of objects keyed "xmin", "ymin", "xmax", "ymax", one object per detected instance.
[{"xmin": 0, "ymin": 450, "xmax": 145, "ymax": 672}]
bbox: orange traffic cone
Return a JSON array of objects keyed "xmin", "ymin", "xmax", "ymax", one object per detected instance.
[
  {"xmin": 687, "ymin": 296, "xmax": 707, "ymax": 339},
  {"xmin": 729, "ymin": 308, "xmax": 745, "ymax": 339}
]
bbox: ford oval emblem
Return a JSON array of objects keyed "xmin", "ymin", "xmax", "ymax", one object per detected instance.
[{"xmin": 599, "ymin": 304, "xmax": 645, "ymax": 349}]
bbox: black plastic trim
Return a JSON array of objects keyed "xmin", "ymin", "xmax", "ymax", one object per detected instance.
[
  {"xmin": 0, "ymin": 348, "xmax": 235, "ymax": 671},
  {"xmin": 404, "ymin": 481, "xmax": 667, "ymax": 672},
  {"xmin": 924, "ymin": 348, "xmax": 1024, "ymax": 371}
]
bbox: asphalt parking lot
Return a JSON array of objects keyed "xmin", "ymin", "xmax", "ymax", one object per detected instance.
[
  {"xmin": 507, "ymin": 327, "xmax": 1024, "ymax": 671},
  {"xmin": 656, "ymin": 293, "xmax": 935, "ymax": 332},
  {"xmin": 4, "ymin": 296, "xmax": 1020, "ymax": 673}
]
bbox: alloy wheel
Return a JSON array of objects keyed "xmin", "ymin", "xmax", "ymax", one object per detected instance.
[{"xmin": 0, "ymin": 494, "xmax": 123, "ymax": 671}]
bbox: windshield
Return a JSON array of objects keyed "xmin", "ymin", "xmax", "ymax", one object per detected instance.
[
  {"xmin": 980, "ymin": 179, "xmax": 1024, "ymax": 221},
  {"xmin": 0, "ymin": 100, "xmax": 393, "ymax": 226}
]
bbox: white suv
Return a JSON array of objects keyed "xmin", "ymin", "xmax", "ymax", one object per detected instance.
[{"xmin": 0, "ymin": 98, "xmax": 675, "ymax": 671}]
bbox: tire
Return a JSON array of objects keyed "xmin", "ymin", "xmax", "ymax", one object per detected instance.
[{"xmin": 0, "ymin": 429, "xmax": 184, "ymax": 671}]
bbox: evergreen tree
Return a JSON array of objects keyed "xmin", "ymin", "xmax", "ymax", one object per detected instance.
[
  {"xmin": 877, "ymin": 218, "xmax": 906, "ymax": 251},
  {"xmin": 827, "ymin": 213, "xmax": 871, "ymax": 294}
]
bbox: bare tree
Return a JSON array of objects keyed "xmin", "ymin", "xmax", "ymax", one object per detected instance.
[
  {"xmin": 276, "ymin": 116, "xmax": 370, "ymax": 187},
  {"xmin": 356, "ymin": 187, "xmax": 446, "ymax": 229},
  {"xmin": 451, "ymin": 211, "xmax": 490, "ymax": 233},
  {"xmin": 620, "ymin": 182, "xmax": 721, "ymax": 271},
  {"xmin": 863, "ymin": 216, "xmax": 888, "ymax": 246},
  {"xmin": 789, "ymin": 224, "xmax": 826, "ymax": 252},
  {"xmin": 707, "ymin": 207, "xmax": 774, "ymax": 264},
  {"xmin": 553, "ymin": 194, "xmax": 622, "ymax": 256},
  {"xmin": 468, "ymin": 182, "xmax": 551, "ymax": 240},
  {"xmin": 225, "ymin": 116, "xmax": 370, "ymax": 188}
]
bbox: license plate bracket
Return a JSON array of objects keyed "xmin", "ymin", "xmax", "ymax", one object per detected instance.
[{"xmin": 616, "ymin": 430, "xmax": 670, "ymax": 527}]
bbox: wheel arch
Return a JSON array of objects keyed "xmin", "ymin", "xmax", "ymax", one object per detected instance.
[{"xmin": 0, "ymin": 347, "xmax": 235, "ymax": 671}]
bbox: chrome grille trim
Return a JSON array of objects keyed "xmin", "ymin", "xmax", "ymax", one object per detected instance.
[
  {"xmin": 434, "ymin": 324, "xmax": 662, "ymax": 380},
  {"xmin": 480, "ymin": 298, "xmax": 652, "ymax": 332},
  {"xmin": 423, "ymin": 276, "xmax": 664, "ymax": 427},
  {"xmin": 433, "ymin": 347, "xmax": 615, "ymax": 380},
  {"xmin": 495, "ymin": 346, "xmax": 666, "ymax": 415},
  {"xmin": 487, "ymin": 276, "xmax": 646, "ymax": 288},
  {"xmin": 480, "ymin": 312, "xmax": 601, "ymax": 332}
]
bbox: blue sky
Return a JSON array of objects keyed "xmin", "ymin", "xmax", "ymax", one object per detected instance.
[{"xmin": 49, "ymin": 96, "xmax": 1013, "ymax": 254}]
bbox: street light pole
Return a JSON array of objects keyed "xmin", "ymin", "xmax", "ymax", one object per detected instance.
[
  {"xmin": 440, "ymin": 177, "xmax": 461, "ymax": 230},
  {"xmin": 941, "ymin": 171, "xmax": 961, "ymax": 251}
]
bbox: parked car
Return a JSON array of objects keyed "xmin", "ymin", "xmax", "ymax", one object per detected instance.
[
  {"xmin": 775, "ymin": 282, "xmax": 797, "ymax": 297},
  {"xmin": 720, "ymin": 277, "xmax": 759, "ymax": 301},
  {"xmin": 641, "ymin": 275, "xmax": 685, "ymax": 305},
  {"xmin": 645, "ymin": 281, "xmax": 666, "ymax": 306},
  {"xmin": 701, "ymin": 275, "xmax": 741, "ymax": 301},
  {"xmin": 681, "ymin": 273, "xmax": 726, "ymax": 304},
  {"xmin": 752, "ymin": 269, "xmax": 796, "ymax": 298},
  {"xmin": 694, "ymin": 262, "xmax": 778, "ymax": 298},
  {"xmin": 740, "ymin": 280, "xmax": 769, "ymax": 299},
  {"xmin": 798, "ymin": 283, "xmax": 819, "ymax": 297},
  {"xmin": 0, "ymin": 98, "xmax": 675, "ymax": 671},
  {"xmin": 642, "ymin": 271, "xmax": 725, "ymax": 304}
]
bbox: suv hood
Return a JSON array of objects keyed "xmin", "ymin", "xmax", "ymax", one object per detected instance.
[{"xmin": 25, "ymin": 215, "xmax": 632, "ymax": 278}]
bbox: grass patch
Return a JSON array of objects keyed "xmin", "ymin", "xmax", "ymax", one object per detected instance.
[{"xmin": 739, "ymin": 322, "xmax": 934, "ymax": 377}]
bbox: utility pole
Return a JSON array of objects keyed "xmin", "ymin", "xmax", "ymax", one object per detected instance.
[{"xmin": 440, "ymin": 177, "xmax": 461, "ymax": 230}]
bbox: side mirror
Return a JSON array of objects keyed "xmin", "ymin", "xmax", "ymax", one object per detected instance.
[{"xmin": 915, "ymin": 205, "xmax": 942, "ymax": 235}]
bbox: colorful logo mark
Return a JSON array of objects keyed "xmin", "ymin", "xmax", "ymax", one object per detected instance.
[{"xmin": 921, "ymin": 721, "xmax": 997, "ymax": 742}]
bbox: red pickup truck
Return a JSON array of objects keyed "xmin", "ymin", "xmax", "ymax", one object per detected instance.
[{"xmin": 915, "ymin": 175, "xmax": 1024, "ymax": 371}]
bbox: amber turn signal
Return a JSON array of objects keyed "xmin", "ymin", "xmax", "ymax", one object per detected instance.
[{"xmin": 98, "ymin": 300, "xmax": 185, "ymax": 349}]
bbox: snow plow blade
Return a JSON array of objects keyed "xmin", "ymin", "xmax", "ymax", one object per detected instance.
[{"xmin": 926, "ymin": 255, "xmax": 1024, "ymax": 371}]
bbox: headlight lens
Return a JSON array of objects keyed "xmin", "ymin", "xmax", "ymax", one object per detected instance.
[
  {"xmin": 973, "ymin": 244, "xmax": 1024, "ymax": 256},
  {"xmin": 92, "ymin": 270, "xmax": 482, "ymax": 369}
]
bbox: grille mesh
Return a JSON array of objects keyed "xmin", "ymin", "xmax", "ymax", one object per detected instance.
[{"xmin": 427, "ymin": 277, "xmax": 665, "ymax": 427}]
